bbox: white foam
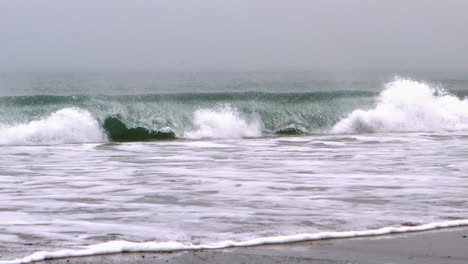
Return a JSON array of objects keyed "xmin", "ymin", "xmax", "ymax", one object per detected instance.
[
  {"xmin": 332, "ymin": 78, "xmax": 468, "ymax": 133},
  {"xmin": 183, "ymin": 106, "xmax": 262, "ymax": 139},
  {"xmin": 0, "ymin": 108, "xmax": 106, "ymax": 145},
  {"xmin": 2, "ymin": 220, "xmax": 467, "ymax": 264}
]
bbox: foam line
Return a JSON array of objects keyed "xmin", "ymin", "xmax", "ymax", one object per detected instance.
[{"xmin": 2, "ymin": 220, "xmax": 468, "ymax": 264}]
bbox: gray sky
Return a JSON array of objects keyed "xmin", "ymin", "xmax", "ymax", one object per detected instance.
[{"xmin": 0, "ymin": 0, "xmax": 467, "ymax": 71}]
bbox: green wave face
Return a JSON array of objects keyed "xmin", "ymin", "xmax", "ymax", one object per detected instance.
[
  {"xmin": 0, "ymin": 91, "xmax": 376, "ymax": 142},
  {"xmin": 103, "ymin": 117, "xmax": 176, "ymax": 141}
]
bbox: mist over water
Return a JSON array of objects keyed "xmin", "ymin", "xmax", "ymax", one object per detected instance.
[{"xmin": 1, "ymin": 1, "xmax": 468, "ymax": 72}]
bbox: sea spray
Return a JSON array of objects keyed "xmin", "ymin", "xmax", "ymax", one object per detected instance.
[
  {"xmin": 332, "ymin": 78, "xmax": 468, "ymax": 133},
  {"xmin": 0, "ymin": 108, "xmax": 106, "ymax": 145},
  {"xmin": 184, "ymin": 106, "xmax": 262, "ymax": 139}
]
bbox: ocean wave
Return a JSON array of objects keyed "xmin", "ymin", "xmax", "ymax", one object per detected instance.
[
  {"xmin": 103, "ymin": 116, "xmax": 176, "ymax": 141},
  {"xmin": 0, "ymin": 108, "xmax": 106, "ymax": 145},
  {"xmin": 332, "ymin": 78, "xmax": 468, "ymax": 133},
  {"xmin": 1, "ymin": 220, "xmax": 467, "ymax": 264},
  {"xmin": 2, "ymin": 80, "xmax": 468, "ymax": 144},
  {"xmin": 0, "ymin": 91, "xmax": 373, "ymax": 143},
  {"xmin": 183, "ymin": 106, "xmax": 262, "ymax": 139}
]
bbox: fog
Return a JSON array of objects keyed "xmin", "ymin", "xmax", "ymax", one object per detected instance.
[{"xmin": 0, "ymin": 0, "xmax": 467, "ymax": 71}]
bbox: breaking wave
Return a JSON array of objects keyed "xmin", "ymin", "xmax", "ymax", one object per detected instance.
[
  {"xmin": 184, "ymin": 106, "xmax": 261, "ymax": 139},
  {"xmin": 0, "ymin": 91, "xmax": 371, "ymax": 144},
  {"xmin": 0, "ymin": 108, "xmax": 105, "ymax": 145},
  {"xmin": 332, "ymin": 78, "xmax": 468, "ymax": 133},
  {"xmin": 1, "ymin": 78, "xmax": 468, "ymax": 144}
]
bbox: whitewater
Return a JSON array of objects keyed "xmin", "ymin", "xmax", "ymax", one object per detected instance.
[{"xmin": 0, "ymin": 73, "xmax": 467, "ymax": 263}]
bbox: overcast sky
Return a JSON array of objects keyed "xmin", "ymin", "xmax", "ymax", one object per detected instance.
[{"xmin": 0, "ymin": 0, "xmax": 467, "ymax": 71}]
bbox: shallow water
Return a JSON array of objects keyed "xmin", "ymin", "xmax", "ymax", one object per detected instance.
[{"xmin": 1, "ymin": 132, "xmax": 467, "ymax": 259}]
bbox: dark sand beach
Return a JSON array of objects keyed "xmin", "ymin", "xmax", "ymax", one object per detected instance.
[{"xmin": 33, "ymin": 227, "xmax": 468, "ymax": 264}]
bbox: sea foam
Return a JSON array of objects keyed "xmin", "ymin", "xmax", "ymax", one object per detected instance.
[
  {"xmin": 332, "ymin": 78, "xmax": 468, "ymax": 133},
  {"xmin": 0, "ymin": 108, "xmax": 106, "ymax": 145},
  {"xmin": 184, "ymin": 106, "xmax": 261, "ymax": 139},
  {"xmin": 1, "ymin": 220, "xmax": 467, "ymax": 264}
]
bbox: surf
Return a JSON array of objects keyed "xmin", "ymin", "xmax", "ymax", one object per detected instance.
[
  {"xmin": 332, "ymin": 78, "xmax": 468, "ymax": 133},
  {"xmin": 1, "ymin": 78, "xmax": 468, "ymax": 145},
  {"xmin": 0, "ymin": 108, "xmax": 105, "ymax": 145},
  {"xmin": 0, "ymin": 91, "xmax": 372, "ymax": 144}
]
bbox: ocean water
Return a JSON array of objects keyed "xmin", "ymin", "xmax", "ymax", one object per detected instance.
[{"xmin": 0, "ymin": 72, "xmax": 467, "ymax": 263}]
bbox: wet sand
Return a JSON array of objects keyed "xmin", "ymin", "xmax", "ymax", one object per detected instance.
[{"xmin": 32, "ymin": 227, "xmax": 468, "ymax": 264}]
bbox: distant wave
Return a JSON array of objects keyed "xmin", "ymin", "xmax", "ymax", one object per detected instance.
[{"xmin": 1, "ymin": 220, "xmax": 467, "ymax": 264}]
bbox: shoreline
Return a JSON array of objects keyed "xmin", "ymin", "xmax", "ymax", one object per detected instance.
[{"xmin": 11, "ymin": 226, "xmax": 468, "ymax": 264}]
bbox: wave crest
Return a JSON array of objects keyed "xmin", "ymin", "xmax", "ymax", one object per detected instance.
[
  {"xmin": 184, "ymin": 106, "xmax": 262, "ymax": 139},
  {"xmin": 332, "ymin": 78, "xmax": 468, "ymax": 133},
  {"xmin": 0, "ymin": 108, "xmax": 105, "ymax": 145}
]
